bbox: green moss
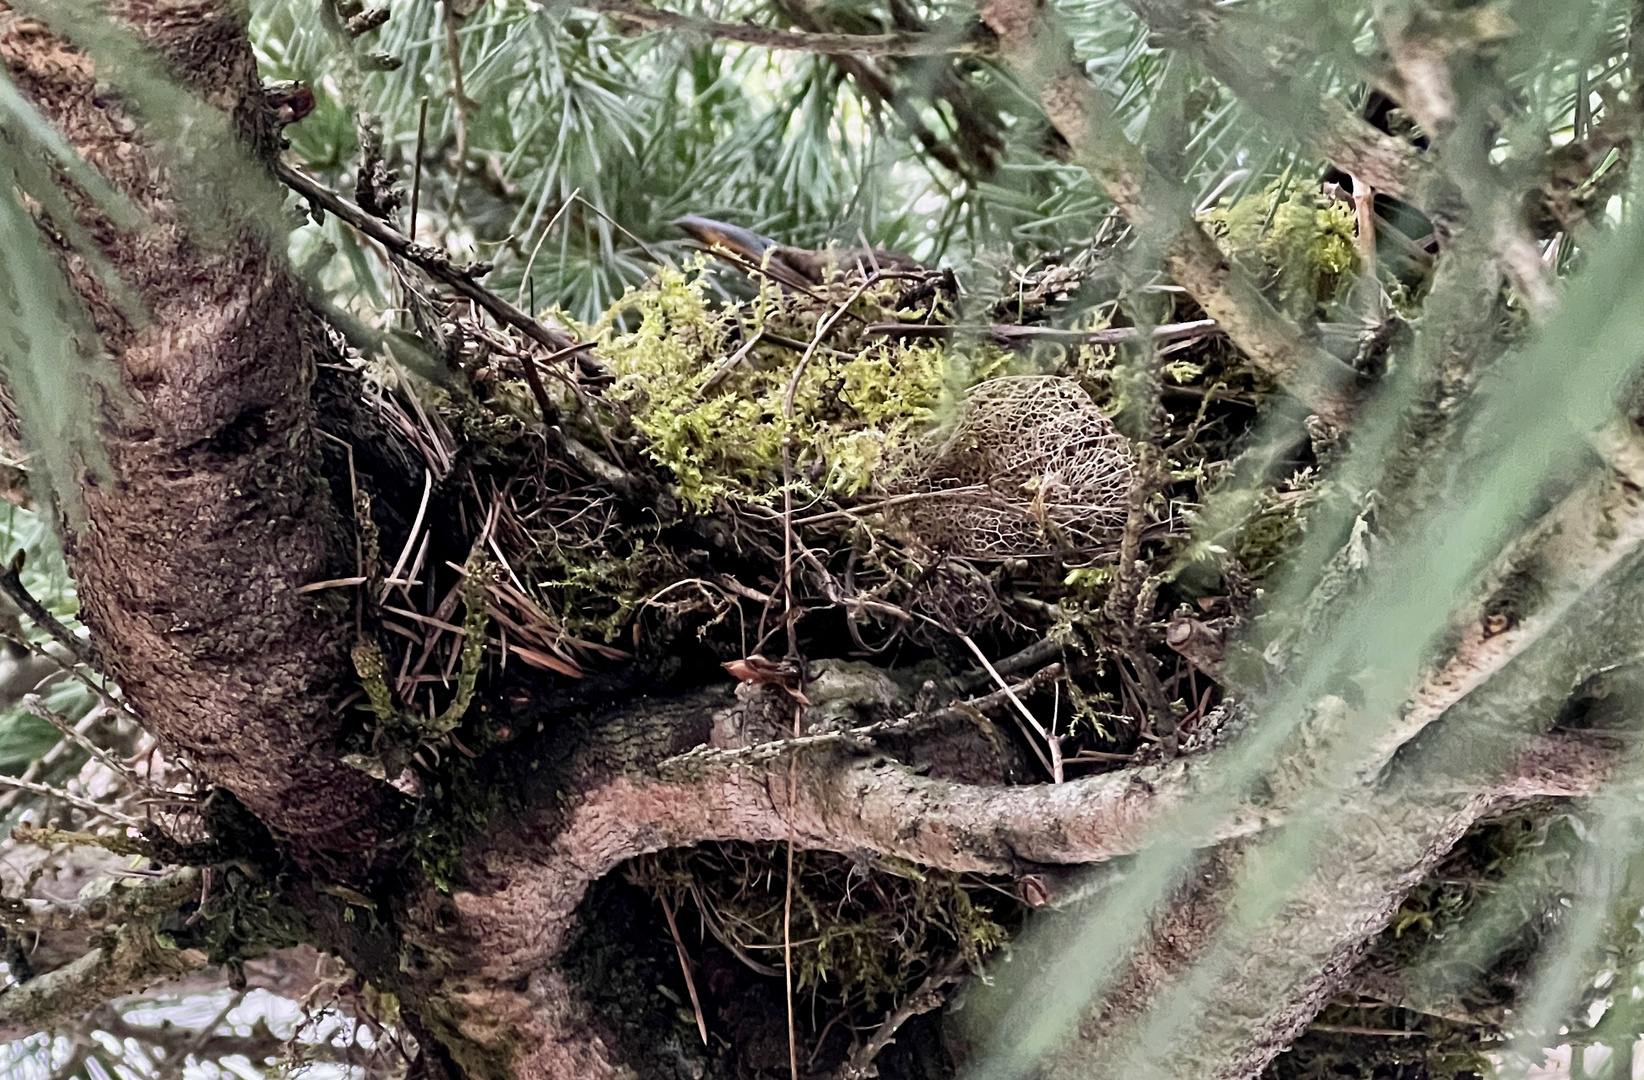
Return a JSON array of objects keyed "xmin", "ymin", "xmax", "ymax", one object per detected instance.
[
  {"xmin": 409, "ymin": 752, "xmax": 503, "ymax": 893},
  {"xmin": 1205, "ymin": 180, "xmax": 1360, "ymax": 321},
  {"xmin": 539, "ymin": 536, "xmax": 673, "ymax": 644},
  {"xmin": 162, "ymin": 867, "xmax": 310, "ymax": 967},
  {"xmin": 586, "ymin": 266, "xmax": 984, "ymax": 511},
  {"xmin": 351, "ymin": 639, "xmax": 397, "ymax": 726}
]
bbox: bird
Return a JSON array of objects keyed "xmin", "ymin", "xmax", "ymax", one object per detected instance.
[{"xmin": 674, "ymin": 215, "xmax": 923, "ymax": 291}]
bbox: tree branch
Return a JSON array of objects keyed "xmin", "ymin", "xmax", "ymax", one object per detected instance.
[
  {"xmin": 1371, "ymin": 5, "xmax": 1558, "ymax": 315},
  {"xmin": 1122, "ymin": 0, "xmax": 1433, "ymax": 204},
  {"xmin": 1027, "ymin": 538, "xmax": 1644, "ymax": 1080},
  {"xmin": 275, "ymin": 161, "xmax": 596, "ymax": 420},
  {"xmin": 977, "ymin": 0, "xmax": 1361, "ymax": 427},
  {"xmin": 1360, "ymin": 418, "xmax": 1644, "ymax": 780},
  {"xmin": 0, "ymin": 870, "xmax": 207, "ymax": 1043}
]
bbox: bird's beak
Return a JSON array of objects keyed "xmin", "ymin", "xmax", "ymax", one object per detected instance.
[{"xmin": 672, "ymin": 215, "xmax": 774, "ymax": 262}]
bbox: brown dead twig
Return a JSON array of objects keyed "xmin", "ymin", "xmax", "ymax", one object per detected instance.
[
  {"xmin": 865, "ymin": 317, "xmax": 1220, "ymax": 348},
  {"xmin": 832, "ymin": 954, "xmax": 967, "ymax": 1080},
  {"xmin": 275, "ymin": 162, "xmax": 617, "ymax": 453},
  {"xmin": 0, "ymin": 551, "xmax": 94, "ymax": 667}
]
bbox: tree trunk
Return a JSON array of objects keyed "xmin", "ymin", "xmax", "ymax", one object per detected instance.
[{"xmin": 0, "ymin": 0, "xmax": 403, "ymax": 873}]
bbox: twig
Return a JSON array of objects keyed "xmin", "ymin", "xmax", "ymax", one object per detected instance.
[
  {"xmin": 959, "ymin": 634, "xmax": 1062, "ymax": 782},
  {"xmin": 1103, "ymin": 449, "xmax": 1177, "ymax": 755},
  {"xmin": 697, "ymin": 328, "xmax": 766, "ymax": 398},
  {"xmin": 660, "ymin": 893, "xmax": 708, "ymax": 1045},
  {"xmin": 0, "ymin": 708, "xmax": 107, "ymax": 818},
  {"xmin": 863, "ymin": 318, "xmax": 1219, "ymax": 347},
  {"xmin": 274, "ymin": 162, "xmax": 605, "ymax": 423},
  {"xmin": 784, "ymin": 700, "xmax": 802, "ymax": 1080},
  {"xmin": 441, "ymin": 0, "xmax": 470, "ymax": 215},
  {"xmin": 516, "ymin": 188, "xmax": 580, "ymax": 308},
  {"xmin": 832, "ymin": 956, "xmax": 966, "ymax": 1080},
  {"xmin": 1305, "ymin": 1024, "xmax": 1422, "ymax": 1038},
  {"xmin": 571, "ymin": 192, "xmax": 670, "ymax": 267},
  {"xmin": 688, "ymin": 881, "xmax": 784, "ymax": 976},
  {"xmin": 21, "ymin": 698, "xmax": 145, "ymax": 792},
  {"xmin": 0, "ymin": 551, "xmax": 93, "ymax": 666},
  {"xmin": 791, "ymin": 485, "xmax": 990, "ymax": 527},
  {"xmin": 407, "ymin": 95, "xmax": 428, "ymax": 237},
  {"xmin": 0, "ymin": 626, "xmax": 139, "ymax": 735},
  {"xmin": 0, "ymin": 774, "xmax": 141, "ymax": 827}
]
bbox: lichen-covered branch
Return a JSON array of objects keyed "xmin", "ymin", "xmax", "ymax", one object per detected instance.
[
  {"xmin": 1029, "ymin": 543, "xmax": 1644, "ymax": 1080},
  {"xmin": 1362, "ymin": 419, "xmax": 1644, "ymax": 779},
  {"xmin": 0, "ymin": 870, "xmax": 207, "ymax": 1043},
  {"xmin": 392, "ymin": 686, "xmax": 1617, "ymax": 1079}
]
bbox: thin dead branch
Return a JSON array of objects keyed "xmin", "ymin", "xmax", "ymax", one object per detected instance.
[
  {"xmin": 0, "ymin": 553, "xmax": 93, "ymax": 667},
  {"xmin": 275, "ymin": 162, "xmax": 607, "ymax": 425},
  {"xmin": 832, "ymin": 955, "xmax": 966, "ymax": 1080}
]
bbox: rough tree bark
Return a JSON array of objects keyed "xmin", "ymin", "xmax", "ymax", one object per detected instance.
[
  {"xmin": 0, "ymin": 3, "xmax": 1632, "ymax": 1080},
  {"xmin": 0, "ymin": 0, "xmax": 403, "ymax": 871}
]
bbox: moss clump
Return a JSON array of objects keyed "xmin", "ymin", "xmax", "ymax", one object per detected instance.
[
  {"xmin": 1205, "ymin": 180, "xmax": 1359, "ymax": 321},
  {"xmin": 587, "ymin": 265, "xmax": 989, "ymax": 511},
  {"xmin": 540, "ymin": 536, "xmax": 675, "ymax": 644},
  {"xmin": 162, "ymin": 866, "xmax": 310, "ymax": 969},
  {"xmin": 409, "ymin": 751, "xmax": 504, "ymax": 893}
]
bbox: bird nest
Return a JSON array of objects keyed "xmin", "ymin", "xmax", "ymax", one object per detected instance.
[{"xmin": 888, "ymin": 375, "xmax": 1134, "ymax": 559}]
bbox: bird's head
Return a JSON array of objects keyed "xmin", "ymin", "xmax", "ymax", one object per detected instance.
[{"xmin": 673, "ymin": 215, "xmax": 778, "ymax": 262}]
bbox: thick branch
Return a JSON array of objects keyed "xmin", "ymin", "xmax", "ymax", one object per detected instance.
[
  {"xmin": 1032, "ymin": 545, "xmax": 1644, "ymax": 1080},
  {"xmin": 399, "ymin": 686, "xmax": 1619, "ymax": 1078},
  {"xmin": 1362, "ymin": 420, "xmax": 1644, "ymax": 779},
  {"xmin": 420, "ymin": 428, "xmax": 1644, "ymax": 1075},
  {"xmin": 1372, "ymin": 5, "xmax": 1557, "ymax": 314}
]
